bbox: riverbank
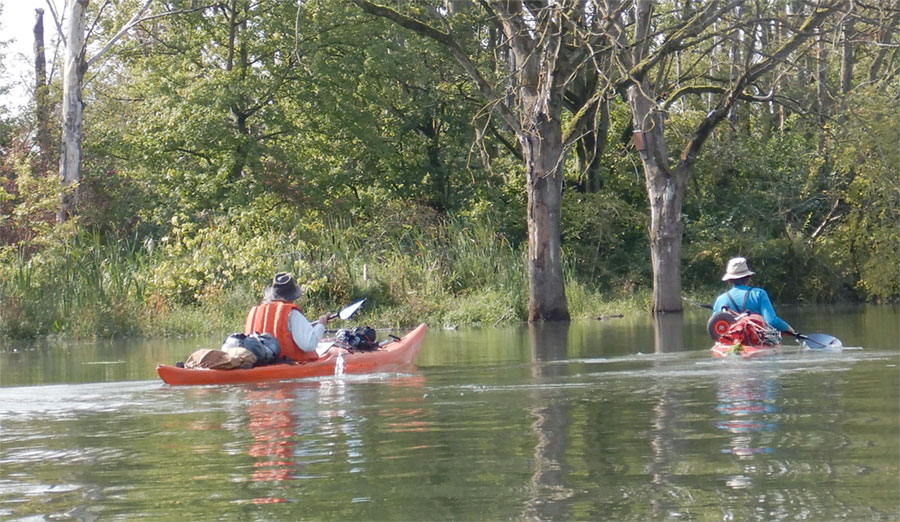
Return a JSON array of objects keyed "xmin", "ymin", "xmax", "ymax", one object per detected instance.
[
  {"xmin": 0, "ymin": 220, "xmax": 657, "ymax": 341},
  {"xmin": 0, "ymin": 213, "xmax": 878, "ymax": 342},
  {"xmin": 0, "ymin": 275, "xmax": 656, "ymax": 342}
]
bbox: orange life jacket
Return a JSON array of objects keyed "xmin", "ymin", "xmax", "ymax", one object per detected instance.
[{"xmin": 243, "ymin": 301, "xmax": 316, "ymax": 362}]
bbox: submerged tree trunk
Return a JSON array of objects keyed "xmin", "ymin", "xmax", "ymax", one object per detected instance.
[
  {"xmin": 499, "ymin": 4, "xmax": 570, "ymax": 322},
  {"xmin": 627, "ymin": 77, "xmax": 685, "ymax": 314},
  {"xmin": 617, "ymin": 0, "xmax": 837, "ymax": 314},
  {"xmin": 58, "ymin": 0, "xmax": 88, "ymax": 222},
  {"xmin": 522, "ymin": 114, "xmax": 569, "ymax": 321},
  {"xmin": 625, "ymin": 0, "xmax": 685, "ymax": 314},
  {"xmin": 351, "ymin": 0, "xmax": 572, "ymax": 321}
]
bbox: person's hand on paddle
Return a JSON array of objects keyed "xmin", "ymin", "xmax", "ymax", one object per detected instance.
[{"xmin": 318, "ymin": 313, "xmax": 332, "ymax": 326}]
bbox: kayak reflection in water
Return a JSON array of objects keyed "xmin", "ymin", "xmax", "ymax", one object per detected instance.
[
  {"xmin": 247, "ymin": 385, "xmax": 296, "ymax": 504},
  {"xmin": 716, "ymin": 373, "xmax": 778, "ymax": 459}
]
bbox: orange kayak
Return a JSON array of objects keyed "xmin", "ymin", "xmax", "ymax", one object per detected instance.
[{"xmin": 157, "ymin": 323, "xmax": 427, "ymax": 386}]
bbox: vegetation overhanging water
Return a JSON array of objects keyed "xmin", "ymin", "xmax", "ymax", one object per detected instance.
[{"xmin": 1, "ymin": 1, "xmax": 896, "ymax": 340}]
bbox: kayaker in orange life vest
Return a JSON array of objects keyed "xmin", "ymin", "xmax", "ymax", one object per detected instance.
[
  {"xmin": 711, "ymin": 257, "xmax": 796, "ymax": 335},
  {"xmin": 243, "ymin": 272, "xmax": 332, "ymax": 362}
]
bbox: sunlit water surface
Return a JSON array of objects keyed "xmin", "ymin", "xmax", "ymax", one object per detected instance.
[{"xmin": 1, "ymin": 305, "xmax": 897, "ymax": 520}]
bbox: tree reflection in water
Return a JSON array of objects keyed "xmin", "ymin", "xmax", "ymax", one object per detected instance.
[
  {"xmin": 653, "ymin": 313, "xmax": 684, "ymax": 354},
  {"xmin": 524, "ymin": 321, "xmax": 574, "ymax": 520},
  {"xmin": 646, "ymin": 313, "xmax": 689, "ymax": 516}
]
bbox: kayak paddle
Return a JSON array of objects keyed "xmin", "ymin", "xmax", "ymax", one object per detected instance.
[
  {"xmin": 787, "ymin": 331, "xmax": 843, "ymax": 350},
  {"xmin": 315, "ymin": 299, "xmax": 365, "ymax": 356},
  {"xmin": 329, "ymin": 298, "xmax": 366, "ymax": 321}
]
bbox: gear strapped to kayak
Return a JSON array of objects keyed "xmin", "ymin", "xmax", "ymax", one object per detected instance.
[
  {"xmin": 708, "ymin": 309, "xmax": 782, "ymax": 357},
  {"xmin": 334, "ymin": 326, "xmax": 379, "ymax": 351}
]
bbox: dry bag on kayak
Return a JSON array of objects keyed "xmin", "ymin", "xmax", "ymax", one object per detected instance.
[
  {"xmin": 221, "ymin": 332, "xmax": 281, "ymax": 364},
  {"xmin": 184, "ymin": 347, "xmax": 257, "ymax": 369}
]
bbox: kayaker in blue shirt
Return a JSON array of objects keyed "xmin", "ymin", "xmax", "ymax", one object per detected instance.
[{"xmin": 712, "ymin": 257, "xmax": 796, "ymax": 334}]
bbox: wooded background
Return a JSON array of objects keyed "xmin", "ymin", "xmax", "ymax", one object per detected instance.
[{"xmin": 0, "ymin": 0, "xmax": 897, "ymax": 338}]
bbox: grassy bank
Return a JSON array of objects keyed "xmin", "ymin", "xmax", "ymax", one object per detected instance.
[{"xmin": 0, "ymin": 214, "xmax": 657, "ymax": 341}]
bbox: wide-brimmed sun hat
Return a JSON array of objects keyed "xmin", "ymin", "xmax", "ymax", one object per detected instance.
[
  {"xmin": 722, "ymin": 257, "xmax": 756, "ymax": 281},
  {"xmin": 263, "ymin": 272, "xmax": 303, "ymax": 302}
]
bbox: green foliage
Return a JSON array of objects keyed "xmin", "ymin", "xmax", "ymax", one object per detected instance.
[
  {"xmin": 299, "ymin": 203, "xmax": 529, "ymax": 327},
  {"xmin": 562, "ymin": 190, "xmax": 648, "ymax": 290},
  {"xmin": 1, "ymin": 0, "xmax": 898, "ymax": 341},
  {"xmin": 145, "ymin": 204, "xmax": 315, "ymax": 305},
  {"xmin": 0, "ymin": 147, "xmax": 59, "ymax": 248},
  {"xmin": 827, "ymin": 85, "xmax": 900, "ymax": 301},
  {"xmin": 0, "ymin": 227, "xmax": 146, "ymax": 338},
  {"xmin": 565, "ymin": 281, "xmax": 652, "ymax": 319},
  {"xmin": 0, "ymin": 205, "xmax": 534, "ymax": 339}
]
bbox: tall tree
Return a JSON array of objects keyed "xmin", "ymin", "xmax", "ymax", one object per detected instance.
[
  {"xmin": 56, "ymin": 0, "xmax": 153, "ymax": 221},
  {"xmin": 351, "ymin": 0, "xmax": 627, "ymax": 321},
  {"xmin": 33, "ymin": 8, "xmax": 53, "ymax": 176},
  {"xmin": 351, "ymin": 0, "xmax": 843, "ymax": 316},
  {"xmin": 607, "ymin": 0, "xmax": 840, "ymax": 313},
  {"xmin": 104, "ymin": 0, "xmax": 327, "ymax": 220}
]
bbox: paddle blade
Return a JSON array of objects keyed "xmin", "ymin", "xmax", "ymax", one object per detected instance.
[
  {"xmin": 800, "ymin": 333, "xmax": 843, "ymax": 351},
  {"xmin": 338, "ymin": 299, "xmax": 365, "ymax": 320}
]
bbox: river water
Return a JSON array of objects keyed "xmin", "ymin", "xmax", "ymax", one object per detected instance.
[{"xmin": 0, "ymin": 305, "xmax": 897, "ymax": 521}]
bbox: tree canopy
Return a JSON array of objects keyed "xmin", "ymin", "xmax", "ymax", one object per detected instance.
[{"xmin": 0, "ymin": 0, "xmax": 896, "ymax": 337}]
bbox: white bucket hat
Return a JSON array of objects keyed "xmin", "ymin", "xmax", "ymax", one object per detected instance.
[{"xmin": 722, "ymin": 257, "xmax": 755, "ymax": 281}]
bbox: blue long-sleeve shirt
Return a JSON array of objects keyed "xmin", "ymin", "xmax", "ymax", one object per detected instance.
[{"xmin": 711, "ymin": 285, "xmax": 792, "ymax": 332}]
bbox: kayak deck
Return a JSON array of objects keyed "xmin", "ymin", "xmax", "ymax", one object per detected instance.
[
  {"xmin": 711, "ymin": 341, "xmax": 780, "ymax": 358},
  {"xmin": 157, "ymin": 323, "xmax": 427, "ymax": 386}
]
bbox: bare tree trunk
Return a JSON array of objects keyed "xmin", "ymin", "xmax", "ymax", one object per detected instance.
[
  {"xmin": 619, "ymin": 0, "xmax": 837, "ymax": 314},
  {"xmin": 33, "ymin": 8, "xmax": 53, "ymax": 177},
  {"xmin": 840, "ymin": 20, "xmax": 854, "ymax": 94},
  {"xmin": 573, "ymin": 99, "xmax": 608, "ymax": 193},
  {"xmin": 838, "ymin": 17, "xmax": 855, "ymax": 123},
  {"xmin": 868, "ymin": 11, "xmax": 900, "ymax": 82},
  {"xmin": 507, "ymin": 8, "xmax": 570, "ymax": 322},
  {"xmin": 628, "ymin": 77, "xmax": 685, "ymax": 314},
  {"xmin": 58, "ymin": 0, "xmax": 88, "ymax": 222},
  {"xmin": 727, "ymin": 4, "xmax": 741, "ymax": 125},
  {"xmin": 53, "ymin": 0, "xmax": 155, "ymax": 221},
  {"xmin": 626, "ymin": 0, "xmax": 685, "ymax": 314},
  {"xmin": 522, "ymin": 115, "xmax": 569, "ymax": 321}
]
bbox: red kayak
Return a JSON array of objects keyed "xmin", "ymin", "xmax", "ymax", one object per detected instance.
[
  {"xmin": 158, "ymin": 323, "xmax": 427, "ymax": 385},
  {"xmin": 710, "ymin": 340, "xmax": 780, "ymax": 358},
  {"xmin": 707, "ymin": 311, "xmax": 781, "ymax": 358}
]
